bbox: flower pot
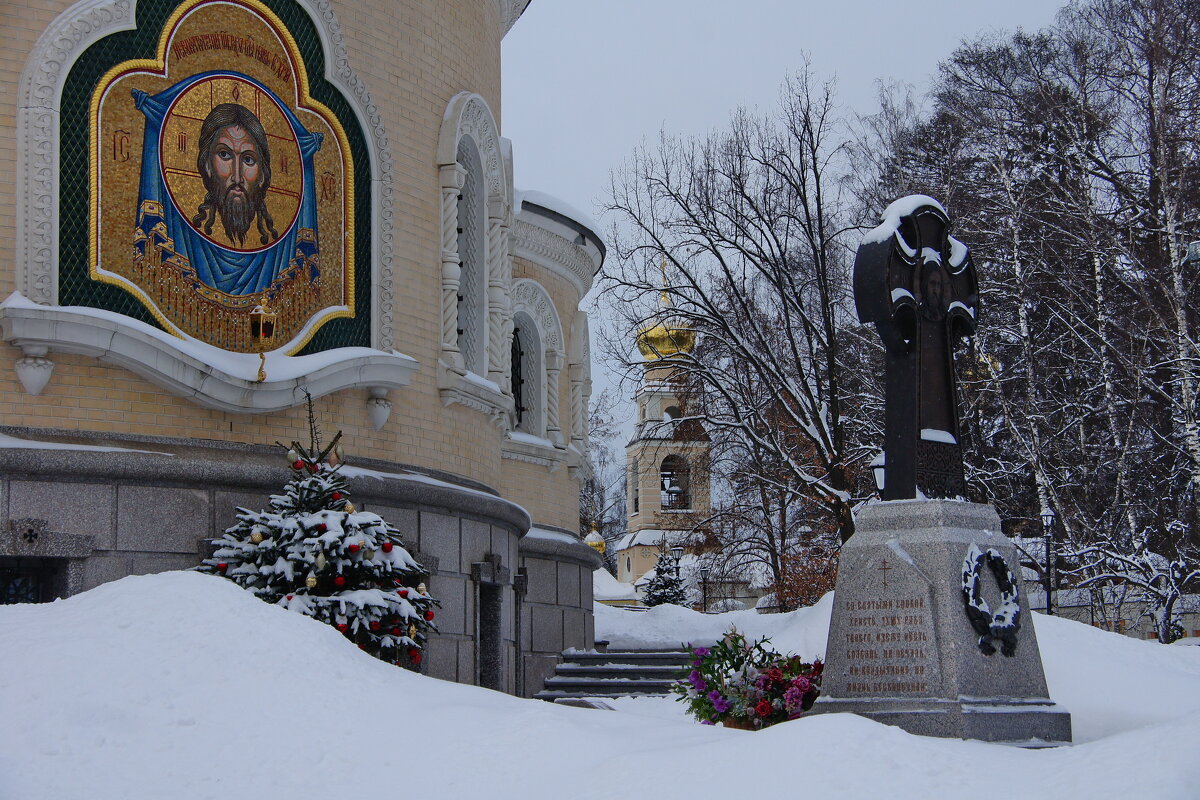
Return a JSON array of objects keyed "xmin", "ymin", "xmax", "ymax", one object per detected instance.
[{"xmin": 721, "ymin": 717, "xmax": 756, "ymax": 731}]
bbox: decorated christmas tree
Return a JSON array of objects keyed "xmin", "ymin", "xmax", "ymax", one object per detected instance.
[
  {"xmin": 198, "ymin": 411, "xmax": 436, "ymax": 668},
  {"xmin": 643, "ymin": 549, "xmax": 688, "ymax": 607}
]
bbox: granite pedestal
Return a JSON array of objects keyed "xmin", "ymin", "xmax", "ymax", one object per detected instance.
[{"xmin": 812, "ymin": 500, "xmax": 1071, "ymax": 745}]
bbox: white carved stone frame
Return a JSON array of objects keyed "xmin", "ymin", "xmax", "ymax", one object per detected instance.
[
  {"xmin": 436, "ymin": 92, "xmax": 513, "ymax": 424},
  {"xmin": 508, "ymin": 279, "xmax": 564, "ymax": 448},
  {"xmin": 7, "ymin": 0, "xmax": 413, "ymax": 414}
]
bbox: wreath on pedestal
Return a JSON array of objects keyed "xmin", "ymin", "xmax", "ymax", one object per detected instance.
[{"xmin": 961, "ymin": 543, "xmax": 1021, "ymax": 657}]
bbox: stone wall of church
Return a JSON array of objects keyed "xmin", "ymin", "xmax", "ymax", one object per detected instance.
[
  {"xmin": 0, "ymin": 0, "xmax": 512, "ymax": 490},
  {"xmin": 0, "ymin": 0, "xmax": 600, "ymax": 698}
]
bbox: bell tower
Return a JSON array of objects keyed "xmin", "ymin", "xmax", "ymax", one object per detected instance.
[{"xmin": 615, "ymin": 310, "xmax": 710, "ymax": 585}]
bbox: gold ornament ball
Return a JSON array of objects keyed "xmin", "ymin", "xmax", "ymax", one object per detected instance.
[
  {"xmin": 250, "ymin": 531, "xmax": 263, "ymax": 544},
  {"xmin": 417, "ymin": 582, "xmax": 427, "ymax": 595},
  {"xmin": 305, "ymin": 575, "xmax": 318, "ymax": 589},
  {"xmin": 344, "ymin": 502, "xmax": 356, "ymax": 513},
  {"xmin": 409, "ymin": 623, "xmax": 417, "ymax": 638}
]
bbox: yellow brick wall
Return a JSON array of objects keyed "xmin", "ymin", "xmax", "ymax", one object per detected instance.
[{"xmin": 0, "ymin": 0, "xmax": 584, "ymax": 526}]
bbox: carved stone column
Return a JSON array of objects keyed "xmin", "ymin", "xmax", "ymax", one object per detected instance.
[
  {"xmin": 568, "ymin": 362, "xmax": 585, "ymax": 451},
  {"xmin": 440, "ymin": 164, "xmax": 466, "ymax": 368},
  {"xmin": 486, "ymin": 207, "xmax": 512, "ymax": 389},
  {"xmin": 545, "ymin": 350, "xmax": 563, "ymax": 446}
]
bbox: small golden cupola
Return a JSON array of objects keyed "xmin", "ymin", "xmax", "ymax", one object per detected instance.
[{"xmin": 635, "ymin": 257, "xmax": 696, "ymax": 362}]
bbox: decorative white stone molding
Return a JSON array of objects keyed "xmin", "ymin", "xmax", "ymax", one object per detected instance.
[
  {"xmin": 15, "ymin": 347, "xmax": 55, "ymax": 396},
  {"xmin": 510, "ymin": 218, "xmax": 599, "ymax": 301},
  {"xmin": 437, "ymin": 92, "xmax": 512, "ymax": 421},
  {"xmin": 495, "ymin": 0, "xmax": 533, "ymax": 36},
  {"xmin": 366, "ymin": 387, "xmax": 392, "ymax": 431},
  {"xmin": 0, "ymin": 295, "xmax": 417, "ymax": 413},
  {"xmin": 12, "ymin": 0, "xmax": 404, "ymax": 406},
  {"xmin": 17, "ymin": 0, "xmax": 137, "ymax": 306},
  {"xmin": 510, "ymin": 279, "xmax": 564, "ymax": 448},
  {"xmin": 439, "ymin": 163, "xmax": 466, "ymax": 368},
  {"xmin": 568, "ymin": 313, "xmax": 592, "ymax": 455},
  {"xmin": 437, "ymin": 360, "xmax": 511, "ymax": 431},
  {"xmin": 502, "ymin": 431, "xmax": 565, "ymax": 471}
]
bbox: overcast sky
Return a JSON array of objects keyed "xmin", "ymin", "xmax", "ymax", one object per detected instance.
[
  {"xmin": 502, "ymin": 0, "xmax": 1064, "ymax": 224},
  {"xmin": 501, "ymin": 0, "xmax": 1067, "ymax": 437}
]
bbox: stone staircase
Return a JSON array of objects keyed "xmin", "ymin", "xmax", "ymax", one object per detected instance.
[{"xmin": 533, "ymin": 645, "xmax": 692, "ymax": 702}]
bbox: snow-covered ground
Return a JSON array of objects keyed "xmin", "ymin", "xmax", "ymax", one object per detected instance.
[{"xmin": 3, "ymin": 572, "xmax": 1199, "ymax": 799}]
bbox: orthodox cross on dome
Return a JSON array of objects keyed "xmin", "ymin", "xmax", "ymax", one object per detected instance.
[{"xmin": 854, "ymin": 197, "xmax": 978, "ymax": 500}]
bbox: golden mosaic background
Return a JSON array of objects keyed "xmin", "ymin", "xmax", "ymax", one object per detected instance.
[{"xmin": 92, "ymin": 0, "xmax": 352, "ymax": 353}]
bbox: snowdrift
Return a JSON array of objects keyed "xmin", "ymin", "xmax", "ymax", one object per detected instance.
[{"xmin": 2, "ymin": 571, "xmax": 1199, "ymax": 799}]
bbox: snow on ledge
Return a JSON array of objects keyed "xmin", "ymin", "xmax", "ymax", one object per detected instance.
[
  {"xmin": 516, "ymin": 189, "xmax": 603, "ymax": 244},
  {"xmin": 0, "ymin": 432, "xmax": 172, "ymax": 455},
  {"xmin": 0, "ymin": 294, "xmax": 419, "ymax": 413}
]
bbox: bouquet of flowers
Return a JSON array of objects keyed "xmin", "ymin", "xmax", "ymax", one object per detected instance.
[{"xmin": 673, "ymin": 630, "xmax": 822, "ymax": 729}]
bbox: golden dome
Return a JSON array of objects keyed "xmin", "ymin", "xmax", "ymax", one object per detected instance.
[
  {"xmin": 584, "ymin": 529, "xmax": 606, "ymax": 554},
  {"xmin": 636, "ymin": 319, "xmax": 696, "ymax": 361}
]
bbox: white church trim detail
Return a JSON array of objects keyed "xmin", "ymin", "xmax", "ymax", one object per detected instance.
[
  {"xmin": 503, "ymin": 278, "xmax": 567, "ymax": 469},
  {"xmin": 436, "ymin": 91, "xmax": 515, "ymax": 426}
]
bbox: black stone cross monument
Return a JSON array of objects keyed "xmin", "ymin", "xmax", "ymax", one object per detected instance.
[
  {"xmin": 854, "ymin": 198, "xmax": 978, "ymax": 500},
  {"xmin": 814, "ymin": 196, "xmax": 1070, "ymax": 745}
]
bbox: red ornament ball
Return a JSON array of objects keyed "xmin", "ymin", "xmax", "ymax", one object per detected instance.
[
  {"xmin": 292, "ymin": 460, "xmax": 304, "ymax": 470},
  {"xmin": 336, "ymin": 623, "xmax": 348, "ymax": 632},
  {"xmin": 332, "ymin": 492, "xmax": 342, "ymax": 501},
  {"xmin": 334, "ymin": 575, "xmax": 346, "ymax": 587},
  {"xmin": 391, "ymin": 627, "xmax": 402, "ymax": 636},
  {"xmin": 397, "ymin": 589, "xmax": 409, "ymax": 598},
  {"xmin": 216, "ymin": 562, "xmax": 228, "ymax": 572},
  {"xmin": 316, "ymin": 523, "xmax": 328, "ymax": 533},
  {"xmin": 408, "ymin": 648, "xmax": 422, "ymax": 664},
  {"xmin": 369, "ymin": 620, "xmax": 381, "ymax": 631},
  {"xmin": 382, "ymin": 542, "xmax": 394, "ymax": 553},
  {"xmin": 348, "ymin": 543, "xmax": 360, "ymax": 554},
  {"xmin": 286, "ymin": 595, "xmax": 293, "ymax": 601},
  {"xmin": 424, "ymin": 610, "xmax": 435, "ymax": 621}
]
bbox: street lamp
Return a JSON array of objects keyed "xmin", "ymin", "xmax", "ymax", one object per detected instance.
[
  {"xmin": 670, "ymin": 546, "xmax": 684, "ymax": 579},
  {"xmin": 1041, "ymin": 507, "xmax": 1057, "ymax": 616},
  {"xmin": 699, "ymin": 566, "xmax": 709, "ymax": 613}
]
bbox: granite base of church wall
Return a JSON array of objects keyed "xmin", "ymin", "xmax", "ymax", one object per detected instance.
[
  {"xmin": 0, "ymin": 430, "xmax": 594, "ymax": 697},
  {"xmin": 517, "ymin": 527, "xmax": 602, "ymax": 697}
]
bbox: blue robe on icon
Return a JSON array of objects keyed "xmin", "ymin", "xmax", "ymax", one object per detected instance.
[{"xmin": 132, "ymin": 71, "xmax": 323, "ymax": 296}]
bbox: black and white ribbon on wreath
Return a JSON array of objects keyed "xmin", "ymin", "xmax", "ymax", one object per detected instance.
[{"xmin": 960, "ymin": 543, "xmax": 1021, "ymax": 657}]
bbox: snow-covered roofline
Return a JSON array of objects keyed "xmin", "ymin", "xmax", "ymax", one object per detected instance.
[{"xmin": 516, "ymin": 189, "xmax": 606, "ymax": 261}]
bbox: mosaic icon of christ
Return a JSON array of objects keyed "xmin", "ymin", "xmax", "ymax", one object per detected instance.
[{"xmin": 191, "ymin": 102, "xmax": 280, "ymax": 248}]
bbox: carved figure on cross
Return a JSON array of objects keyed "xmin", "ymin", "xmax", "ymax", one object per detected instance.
[{"xmin": 854, "ymin": 196, "xmax": 978, "ymax": 500}]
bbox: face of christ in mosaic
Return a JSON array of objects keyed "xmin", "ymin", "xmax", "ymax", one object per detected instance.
[{"xmin": 192, "ymin": 103, "xmax": 279, "ymax": 248}]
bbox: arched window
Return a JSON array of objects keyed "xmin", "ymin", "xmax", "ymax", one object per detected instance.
[
  {"xmin": 511, "ymin": 326, "xmax": 524, "ymax": 427},
  {"xmin": 660, "ymin": 455, "xmax": 691, "ymax": 510},
  {"xmin": 510, "ymin": 312, "xmax": 542, "ymax": 435},
  {"xmin": 663, "ymin": 405, "xmax": 681, "ymax": 420},
  {"xmin": 456, "ymin": 138, "xmax": 485, "ymax": 376},
  {"xmin": 631, "ymin": 458, "xmax": 640, "ymax": 514}
]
